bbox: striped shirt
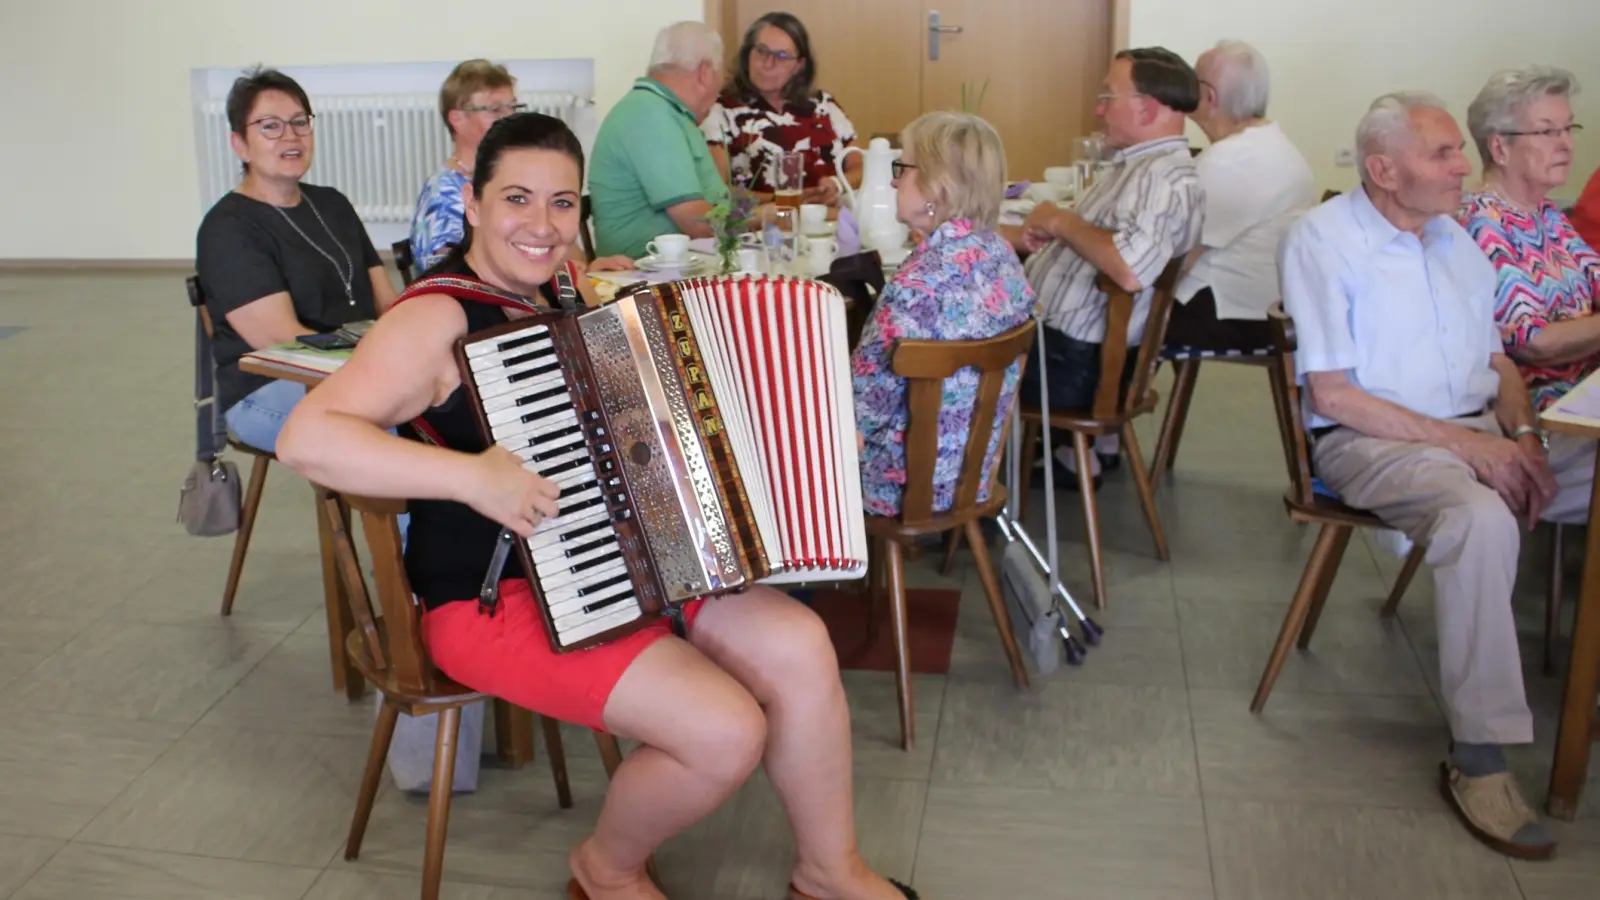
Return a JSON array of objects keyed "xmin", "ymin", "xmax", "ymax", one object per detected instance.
[{"xmin": 1024, "ymin": 135, "xmax": 1203, "ymax": 342}]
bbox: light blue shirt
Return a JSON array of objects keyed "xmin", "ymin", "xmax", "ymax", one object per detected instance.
[{"xmin": 1279, "ymin": 186, "xmax": 1501, "ymax": 430}]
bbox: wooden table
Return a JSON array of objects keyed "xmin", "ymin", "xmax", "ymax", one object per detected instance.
[{"xmin": 1538, "ymin": 397, "xmax": 1600, "ymax": 820}]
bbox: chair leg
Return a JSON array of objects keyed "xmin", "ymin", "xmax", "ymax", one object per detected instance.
[
  {"xmin": 884, "ymin": 537, "xmax": 915, "ymax": 751},
  {"xmin": 1295, "ymin": 526, "xmax": 1352, "ymax": 650},
  {"xmin": 940, "ymin": 529, "xmax": 963, "ymax": 576},
  {"xmin": 1121, "ymin": 423, "xmax": 1169, "ymax": 561},
  {"xmin": 492, "ymin": 699, "xmax": 535, "ymax": 769},
  {"xmin": 1016, "ymin": 419, "xmax": 1041, "ymax": 521},
  {"xmin": 1152, "ymin": 359, "xmax": 1199, "ymax": 482},
  {"xmin": 1379, "ymin": 543, "xmax": 1426, "ymax": 619},
  {"xmin": 1072, "ymin": 431, "xmax": 1108, "ymax": 610},
  {"xmin": 421, "ymin": 705, "xmax": 463, "ymax": 900},
  {"xmin": 1545, "ymin": 523, "xmax": 1565, "ymax": 677},
  {"xmin": 540, "ymin": 715, "xmax": 572, "ymax": 809},
  {"xmin": 963, "ymin": 520, "xmax": 1030, "ymax": 688},
  {"xmin": 346, "ymin": 699, "xmax": 400, "ymax": 860},
  {"xmin": 594, "ymin": 730, "xmax": 624, "ymax": 778},
  {"xmin": 220, "ymin": 454, "xmax": 271, "ymax": 616},
  {"xmin": 865, "ymin": 539, "xmax": 884, "ymax": 647},
  {"xmin": 1252, "ymin": 524, "xmax": 1349, "ymax": 713}
]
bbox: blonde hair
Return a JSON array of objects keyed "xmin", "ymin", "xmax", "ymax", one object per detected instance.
[
  {"xmin": 899, "ymin": 112, "xmax": 1007, "ymax": 228},
  {"xmin": 439, "ymin": 59, "xmax": 516, "ymax": 135}
]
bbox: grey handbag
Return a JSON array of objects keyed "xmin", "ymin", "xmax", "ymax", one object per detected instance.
[{"xmin": 178, "ymin": 458, "xmax": 242, "ymax": 537}]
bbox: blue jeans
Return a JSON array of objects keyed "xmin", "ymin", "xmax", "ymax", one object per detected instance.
[{"xmin": 225, "ymin": 380, "xmax": 411, "ymax": 540}]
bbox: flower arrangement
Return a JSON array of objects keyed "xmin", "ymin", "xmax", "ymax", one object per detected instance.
[{"xmin": 704, "ymin": 180, "xmax": 762, "ymax": 274}]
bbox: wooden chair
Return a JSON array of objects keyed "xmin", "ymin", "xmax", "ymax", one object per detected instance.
[
  {"xmin": 1150, "ymin": 346, "xmax": 1275, "ymax": 483},
  {"xmin": 391, "ymin": 239, "xmax": 418, "ymax": 285},
  {"xmin": 866, "ymin": 322, "xmax": 1036, "ymax": 750},
  {"xmin": 820, "ymin": 250, "xmax": 887, "ymax": 349},
  {"xmin": 1013, "ymin": 259, "xmax": 1185, "ymax": 610},
  {"xmin": 320, "ymin": 489, "xmax": 655, "ymax": 900},
  {"xmin": 187, "ymin": 275, "xmax": 276, "ymax": 616},
  {"xmin": 1250, "ymin": 303, "xmax": 1426, "ymax": 712}
]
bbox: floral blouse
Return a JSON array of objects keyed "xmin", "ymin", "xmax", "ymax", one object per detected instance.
[
  {"xmin": 701, "ymin": 90, "xmax": 857, "ymax": 193},
  {"xmin": 852, "ymin": 219, "xmax": 1036, "ymax": 518},
  {"xmin": 1457, "ymin": 190, "xmax": 1600, "ymax": 410},
  {"xmin": 410, "ymin": 167, "xmax": 469, "ymax": 272}
]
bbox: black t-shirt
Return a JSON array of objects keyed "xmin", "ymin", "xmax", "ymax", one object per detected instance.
[{"xmin": 196, "ymin": 183, "xmax": 382, "ymax": 412}]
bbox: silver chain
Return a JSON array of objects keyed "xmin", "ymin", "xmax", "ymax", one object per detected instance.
[{"xmin": 272, "ymin": 191, "xmax": 355, "ymax": 306}]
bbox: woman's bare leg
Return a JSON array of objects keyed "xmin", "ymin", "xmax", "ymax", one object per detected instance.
[
  {"xmin": 571, "ymin": 636, "xmax": 767, "ymax": 900},
  {"xmin": 690, "ymin": 587, "xmax": 905, "ymax": 900}
]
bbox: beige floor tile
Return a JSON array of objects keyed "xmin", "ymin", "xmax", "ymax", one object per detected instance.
[
  {"xmin": 1189, "ymin": 689, "xmax": 1450, "ymax": 809},
  {"xmin": 1511, "ymin": 835, "xmax": 1600, "ymax": 899},
  {"xmin": 915, "ymin": 784, "xmax": 1213, "ymax": 899},
  {"xmin": 1206, "ymin": 798, "xmax": 1523, "ymax": 900},
  {"xmin": 198, "ymin": 633, "xmax": 378, "ymax": 739},
  {"xmin": 102, "ymin": 544, "xmax": 324, "ymax": 634},
  {"xmin": 932, "ymin": 680, "xmax": 1198, "ymax": 795},
  {"xmin": 0, "ymin": 835, "xmax": 62, "ymax": 899},
  {"xmin": 839, "ymin": 670, "xmax": 945, "ymax": 779},
  {"xmin": 77, "ymin": 725, "xmax": 371, "ymax": 867},
  {"xmin": 9, "ymin": 844, "xmax": 320, "ymax": 900},
  {"xmin": 0, "ymin": 712, "xmax": 184, "ymax": 840},
  {"xmin": 303, "ymin": 869, "xmax": 549, "ymax": 900},
  {"xmin": 0, "ymin": 615, "xmax": 83, "ymax": 690}
]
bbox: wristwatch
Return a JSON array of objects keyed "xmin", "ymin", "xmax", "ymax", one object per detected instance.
[{"xmin": 1510, "ymin": 424, "xmax": 1549, "ymax": 451}]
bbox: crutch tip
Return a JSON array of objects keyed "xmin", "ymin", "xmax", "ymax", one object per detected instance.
[
  {"xmin": 1081, "ymin": 617, "xmax": 1104, "ymax": 646},
  {"xmin": 1064, "ymin": 635, "xmax": 1087, "ymax": 666}
]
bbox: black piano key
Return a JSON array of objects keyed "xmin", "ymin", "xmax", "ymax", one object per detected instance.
[
  {"xmin": 577, "ymin": 572, "xmax": 631, "ymax": 598},
  {"xmin": 558, "ymin": 479, "xmax": 599, "ymax": 499},
  {"xmin": 564, "ymin": 535, "xmax": 616, "ymax": 558},
  {"xmin": 515, "ymin": 384, "xmax": 569, "ymax": 407},
  {"xmin": 503, "ymin": 346, "xmax": 555, "ymax": 367},
  {"xmin": 519, "ymin": 401, "xmax": 575, "ymax": 424},
  {"xmin": 532, "ymin": 438, "xmax": 588, "ymax": 463},
  {"xmin": 495, "ymin": 332, "xmax": 545, "ymax": 353},
  {"xmin": 542, "ymin": 456, "xmax": 590, "ymax": 478},
  {"xmin": 560, "ymin": 519, "xmax": 612, "ymax": 542},
  {"xmin": 581, "ymin": 592, "xmax": 632, "ymax": 615},
  {"xmin": 572, "ymin": 551, "xmax": 623, "ymax": 574},
  {"xmin": 521, "ymin": 423, "xmax": 582, "ymax": 447},
  {"xmin": 508, "ymin": 362, "xmax": 562, "ymax": 384},
  {"xmin": 558, "ymin": 496, "xmax": 605, "ymax": 518}
]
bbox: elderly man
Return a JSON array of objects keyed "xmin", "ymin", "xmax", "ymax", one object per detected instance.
[
  {"xmin": 1170, "ymin": 40, "xmax": 1314, "ymax": 352},
  {"xmin": 1009, "ymin": 47, "xmax": 1202, "ymax": 480},
  {"xmin": 1281, "ymin": 91, "xmax": 1587, "ymax": 860},
  {"xmin": 590, "ymin": 21, "xmax": 731, "ymax": 259}
]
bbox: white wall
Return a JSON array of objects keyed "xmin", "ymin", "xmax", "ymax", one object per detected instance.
[
  {"xmin": 0, "ymin": 0, "xmax": 703, "ymax": 261},
  {"xmin": 1129, "ymin": 0, "xmax": 1600, "ymax": 202}
]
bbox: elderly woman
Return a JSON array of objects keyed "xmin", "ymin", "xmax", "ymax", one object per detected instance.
[
  {"xmin": 196, "ymin": 67, "xmax": 395, "ymax": 453},
  {"xmin": 277, "ymin": 113, "xmax": 916, "ymax": 900},
  {"xmin": 853, "ymin": 112, "xmax": 1035, "ymax": 517},
  {"xmin": 1457, "ymin": 65, "xmax": 1600, "ymax": 524},
  {"xmin": 703, "ymin": 12, "xmax": 861, "ymax": 204}
]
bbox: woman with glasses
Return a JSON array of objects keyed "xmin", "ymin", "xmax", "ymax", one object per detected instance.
[
  {"xmin": 196, "ymin": 67, "xmax": 394, "ymax": 455},
  {"xmin": 1456, "ymin": 66, "xmax": 1600, "ymax": 421},
  {"xmin": 702, "ymin": 12, "xmax": 861, "ymax": 205}
]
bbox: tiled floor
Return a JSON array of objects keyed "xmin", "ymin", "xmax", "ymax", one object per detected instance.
[{"xmin": 0, "ymin": 268, "xmax": 1596, "ymax": 899}]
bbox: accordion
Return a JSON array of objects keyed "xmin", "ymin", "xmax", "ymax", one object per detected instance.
[{"xmin": 455, "ymin": 274, "xmax": 868, "ymax": 652}]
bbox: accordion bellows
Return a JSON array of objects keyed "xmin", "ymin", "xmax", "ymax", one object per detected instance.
[{"xmin": 457, "ymin": 275, "xmax": 869, "ymax": 652}]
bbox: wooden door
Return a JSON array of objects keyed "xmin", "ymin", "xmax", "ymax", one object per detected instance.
[
  {"xmin": 918, "ymin": 1, "xmax": 1111, "ymax": 181},
  {"xmin": 727, "ymin": 0, "xmax": 925, "ymax": 150},
  {"xmin": 716, "ymin": 1, "xmax": 1112, "ymax": 183}
]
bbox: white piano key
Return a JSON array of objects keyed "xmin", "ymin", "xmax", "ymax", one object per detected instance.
[
  {"xmin": 556, "ymin": 604, "xmax": 645, "ymax": 647},
  {"xmin": 532, "ymin": 532, "xmax": 616, "ymax": 565},
  {"xmin": 542, "ymin": 559, "xmax": 628, "ymax": 598},
  {"xmin": 468, "ymin": 337, "xmax": 554, "ymax": 370},
  {"xmin": 464, "ymin": 326, "xmax": 549, "ymax": 359},
  {"xmin": 487, "ymin": 397, "xmax": 574, "ymax": 429},
  {"xmin": 550, "ymin": 585, "xmax": 636, "ymax": 626},
  {"xmin": 524, "ymin": 509, "xmax": 611, "ymax": 551}
]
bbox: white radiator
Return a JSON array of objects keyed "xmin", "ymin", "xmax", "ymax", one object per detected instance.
[{"xmin": 195, "ymin": 91, "xmax": 592, "ymax": 225}]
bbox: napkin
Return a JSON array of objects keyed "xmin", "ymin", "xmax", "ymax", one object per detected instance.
[{"xmin": 835, "ymin": 207, "xmax": 862, "ymax": 257}]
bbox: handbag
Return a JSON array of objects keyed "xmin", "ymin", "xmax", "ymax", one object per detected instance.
[{"xmin": 177, "ymin": 290, "xmax": 242, "ymax": 536}]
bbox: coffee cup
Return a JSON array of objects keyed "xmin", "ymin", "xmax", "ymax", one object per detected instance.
[
  {"xmin": 800, "ymin": 203, "xmax": 829, "ymax": 234},
  {"xmin": 736, "ymin": 247, "xmax": 763, "ymax": 274},
  {"xmin": 807, "ymin": 236, "xmax": 838, "ymax": 274},
  {"xmin": 645, "ymin": 233, "xmax": 690, "ymax": 264}
]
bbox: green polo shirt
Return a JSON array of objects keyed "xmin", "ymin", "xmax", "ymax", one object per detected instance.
[{"xmin": 589, "ymin": 78, "xmax": 730, "ymax": 259}]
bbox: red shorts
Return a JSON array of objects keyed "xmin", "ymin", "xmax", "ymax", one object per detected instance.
[{"xmin": 420, "ymin": 578, "xmax": 705, "ymax": 732}]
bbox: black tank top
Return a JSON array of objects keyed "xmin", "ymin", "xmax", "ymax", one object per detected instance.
[{"xmin": 403, "ymin": 261, "xmax": 561, "ymax": 611}]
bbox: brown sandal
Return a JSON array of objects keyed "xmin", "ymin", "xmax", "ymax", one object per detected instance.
[{"xmin": 788, "ymin": 879, "xmax": 920, "ymax": 899}]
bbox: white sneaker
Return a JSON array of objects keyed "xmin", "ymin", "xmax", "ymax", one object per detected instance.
[{"xmin": 1374, "ymin": 528, "xmax": 1414, "ymax": 559}]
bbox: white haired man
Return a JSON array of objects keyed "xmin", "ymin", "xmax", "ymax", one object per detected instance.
[
  {"xmin": 1168, "ymin": 40, "xmax": 1314, "ymax": 352},
  {"xmin": 1281, "ymin": 91, "xmax": 1585, "ymax": 860},
  {"xmin": 590, "ymin": 21, "xmax": 731, "ymax": 258}
]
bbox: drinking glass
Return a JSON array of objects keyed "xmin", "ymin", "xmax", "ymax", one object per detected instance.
[
  {"xmin": 772, "ymin": 151, "xmax": 805, "ymax": 209},
  {"xmin": 762, "ymin": 205, "xmax": 800, "ymax": 274}
]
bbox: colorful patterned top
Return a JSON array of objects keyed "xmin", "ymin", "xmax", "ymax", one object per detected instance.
[
  {"xmin": 409, "ymin": 167, "xmax": 469, "ymax": 272},
  {"xmin": 852, "ymin": 219, "xmax": 1036, "ymax": 518},
  {"xmin": 1457, "ymin": 190, "xmax": 1600, "ymax": 410},
  {"xmin": 701, "ymin": 90, "xmax": 857, "ymax": 193}
]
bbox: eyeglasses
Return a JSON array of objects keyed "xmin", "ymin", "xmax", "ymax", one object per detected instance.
[
  {"xmin": 1502, "ymin": 123, "xmax": 1584, "ymax": 139},
  {"xmin": 460, "ymin": 102, "xmax": 528, "ymax": 117},
  {"xmin": 752, "ymin": 44, "xmax": 800, "ymax": 64},
  {"xmin": 1096, "ymin": 92, "xmax": 1146, "ymax": 104},
  {"xmin": 249, "ymin": 114, "xmax": 314, "ymax": 140},
  {"xmin": 891, "ymin": 160, "xmax": 917, "ymax": 180}
]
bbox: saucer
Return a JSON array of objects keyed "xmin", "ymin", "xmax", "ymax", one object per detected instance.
[
  {"xmin": 635, "ymin": 252, "xmax": 714, "ymax": 273},
  {"xmin": 802, "ymin": 221, "xmax": 837, "ymax": 237}
]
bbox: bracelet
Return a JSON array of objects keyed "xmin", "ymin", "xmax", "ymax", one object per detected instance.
[{"xmin": 1510, "ymin": 424, "xmax": 1549, "ymax": 450}]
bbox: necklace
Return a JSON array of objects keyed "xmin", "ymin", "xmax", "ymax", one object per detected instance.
[
  {"xmin": 448, "ymin": 154, "xmax": 473, "ymax": 177},
  {"xmin": 272, "ymin": 192, "xmax": 356, "ymax": 306}
]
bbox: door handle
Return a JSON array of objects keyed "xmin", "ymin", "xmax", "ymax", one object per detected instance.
[{"xmin": 928, "ymin": 10, "xmax": 963, "ymax": 61}]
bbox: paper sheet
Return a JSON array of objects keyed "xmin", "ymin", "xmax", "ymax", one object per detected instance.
[{"xmin": 1541, "ymin": 368, "xmax": 1600, "ymax": 429}]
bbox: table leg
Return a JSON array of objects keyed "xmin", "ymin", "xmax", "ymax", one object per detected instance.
[
  {"xmin": 1546, "ymin": 450, "xmax": 1600, "ymax": 820},
  {"xmin": 314, "ymin": 485, "xmax": 365, "ymax": 701}
]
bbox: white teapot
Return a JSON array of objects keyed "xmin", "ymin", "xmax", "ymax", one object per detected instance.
[{"xmin": 835, "ymin": 137, "xmax": 901, "ymax": 241}]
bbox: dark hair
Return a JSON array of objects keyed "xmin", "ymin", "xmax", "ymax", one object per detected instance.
[
  {"xmin": 227, "ymin": 67, "xmax": 313, "ymax": 173},
  {"xmin": 1115, "ymin": 47, "xmax": 1200, "ymax": 115},
  {"xmin": 428, "ymin": 112, "xmax": 586, "ymax": 277},
  {"xmin": 728, "ymin": 12, "xmax": 818, "ymax": 111}
]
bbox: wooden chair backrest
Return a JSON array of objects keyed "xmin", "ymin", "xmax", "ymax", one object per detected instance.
[
  {"xmin": 1091, "ymin": 257, "xmax": 1185, "ymax": 420},
  {"xmin": 579, "ymin": 194, "xmax": 597, "ymax": 262},
  {"xmin": 391, "ymin": 240, "xmax": 418, "ymax": 285},
  {"xmin": 187, "ymin": 274, "xmax": 216, "ymax": 341},
  {"xmin": 316, "ymin": 490, "xmax": 434, "ymax": 692},
  {"xmin": 1266, "ymin": 302, "xmax": 1317, "ymax": 506},
  {"xmin": 890, "ymin": 319, "xmax": 1037, "ymax": 526}
]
